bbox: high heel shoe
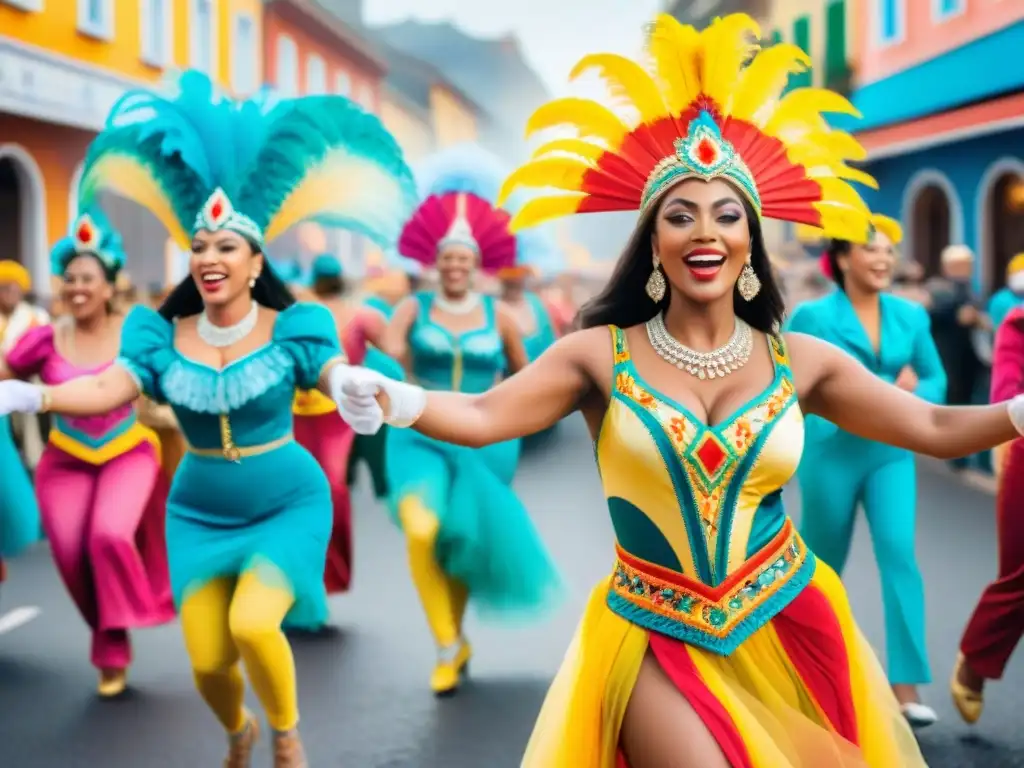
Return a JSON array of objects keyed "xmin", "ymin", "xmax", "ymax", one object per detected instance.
[
  {"xmin": 950, "ymin": 653, "xmax": 984, "ymax": 724},
  {"xmin": 273, "ymin": 729, "xmax": 308, "ymax": 768},
  {"xmin": 97, "ymin": 668, "xmax": 128, "ymax": 698},
  {"xmin": 224, "ymin": 711, "xmax": 260, "ymax": 768},
  {"xmin": 430, "ymin": 638, "xmax": 472, "ymax": 697}
]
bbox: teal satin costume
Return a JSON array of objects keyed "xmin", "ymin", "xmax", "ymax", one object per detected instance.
[
  {"xmin": 786, "ymin": 290, "xmax": 946, "ymax": 685},
  {"xmin": 988, "ymin": 287, "xmax": 1024, "ymax": 332},
  {"xmin": 0, "ymin": 416, "xmax": 39, "ymax": 559},
  {"xmin": 118, "ymin": 303, "xmax": 341, "ymax": 626},
  {"xmin": 521, "ymin": 292, "xmax": 557, "ymax": 363},
  {"xmin": 385, "ymin": 291, "xmax": 559, "ymax": 615}
]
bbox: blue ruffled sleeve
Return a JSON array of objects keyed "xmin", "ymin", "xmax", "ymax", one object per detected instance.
[
  {"xmin": 274, "ymin": 302, "xmax": 344, "ymax": 390},
  {"xmin": 117, "ymin": 305, "xmax": 175, "ymax": 403}
]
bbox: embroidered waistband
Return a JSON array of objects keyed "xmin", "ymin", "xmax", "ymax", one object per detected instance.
[
  {"xmin": 186, "ymin": 433, "xmax": 294, "ymax": 460},
  {"xmin": 49, "ymin": 422, "xmax": 161, "ymax": 466},
  {"xmin": 607, "ymin": 519, "xmax": 814, "ymax": 655}
]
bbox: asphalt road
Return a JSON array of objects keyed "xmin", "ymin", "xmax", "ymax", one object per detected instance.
[{"xmin": 1, "ymin": 415, "xmax": 1022, "ymax": 767}]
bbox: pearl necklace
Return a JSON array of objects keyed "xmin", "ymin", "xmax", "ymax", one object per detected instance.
[
  {"xmin": 198, "ymin": 301, "xmax": 258, "ymax": 348},
  {"xmin": 646, "ymin": 312, "xmax": 753, "ymax": 380},
  {"xmin": 434, "ymin": 292, "xmax": 480, "ymax": 315}
]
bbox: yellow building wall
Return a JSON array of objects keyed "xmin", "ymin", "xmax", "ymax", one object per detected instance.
[
  {"xmin": 429, "ymin": 85, "xmax": 478, "ymax": 148},
  {"xmin": 380, "ymin": 94, "xmax": 435, "ymax": 163}
]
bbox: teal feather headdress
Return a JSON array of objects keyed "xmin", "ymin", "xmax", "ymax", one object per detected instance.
[
  {"xmin": 77, "ymin": 70, "xmax": 417, "ymax": 252},
  {"xmin": 50, "ymin": 205, "xmax": 127, "ymax": 278}
]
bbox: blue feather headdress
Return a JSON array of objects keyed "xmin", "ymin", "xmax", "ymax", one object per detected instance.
[
  {"xmin": 50, "ymin": 205, "xmax": 127, "ymax": 278},
  {"xmin": 510, "ymin": 223, "xmax": 564, "ymax": 279},
  {"xmin": 77, "ymin": 70, "xmax": 417, "ymax": 252}
]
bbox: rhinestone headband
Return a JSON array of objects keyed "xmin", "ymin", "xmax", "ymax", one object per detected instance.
[{"xmin": 193, "ymin": 188, "xmax": 264, "ymax": 247}]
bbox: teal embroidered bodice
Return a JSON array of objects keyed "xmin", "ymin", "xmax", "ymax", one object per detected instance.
[
  {"xmin": 408, "ymin": 291, "xmax": 506, "ymax": 394},
  {"xmin": 117, "ymin": 303, "xmax": 342, "ymax": 451},
  {"xmin": 522, "ymin": 292, "xmax": 557, "ymax": 363}
]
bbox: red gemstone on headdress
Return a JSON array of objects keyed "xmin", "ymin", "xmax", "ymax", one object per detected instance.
[
  {"xmin": 696, "ymin": 138, "xmax": 718, "ymax": 166},
  {"xmin": 77, "ymin": 223, "xmax": 92, "ymax": 243},
  {"xmin": 211, "ymin": 200, "xmax": 224, "ymax": 220}
]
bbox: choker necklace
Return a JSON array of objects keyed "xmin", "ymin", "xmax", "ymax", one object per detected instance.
[
  {"xmin": 646, "ymin": 312, "xmax": 753, "ymax": 380},
  {"xmin": 434, "ymin": 292, "xmax": 480, "ymax": 315},
  {"xmin": 198, "ymin": 301, "xmax": 258, "ymax": 348}
]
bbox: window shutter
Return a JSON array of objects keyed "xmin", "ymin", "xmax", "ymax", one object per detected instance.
[
  {"xmin": 825, "ymin": 0, "xmax": 847, "ymax": 87},
  {"xmin": 791, "ymin": 15, "xmax": 812, "ymax": 89}
]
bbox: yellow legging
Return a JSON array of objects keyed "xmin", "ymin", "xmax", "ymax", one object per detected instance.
[
  {"xmin": 399, "ymin": 496, "xmax": 469, "ymax": 647},
  {"xmin": 180, "ymin": 569, "xmax": 298, "ymax": 733}
]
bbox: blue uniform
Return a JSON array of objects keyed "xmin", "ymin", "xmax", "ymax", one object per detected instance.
[
  {"xmin": 786, "ymin": 290, "xmax": 946, "ymax": 685},
  {"xmin": 385, "ymin": 291, "xmax": 559, "ymax": 616}
]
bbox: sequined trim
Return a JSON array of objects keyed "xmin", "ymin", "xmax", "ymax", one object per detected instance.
[{"xmin": 607, "ymin": 520, "xmax": 814, "ymax": 655}]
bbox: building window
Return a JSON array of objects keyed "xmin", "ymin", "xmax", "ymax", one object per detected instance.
[
  {"xmin": 140, "ymin": 0, "xmax": 173, "ymax": 67},
  {"xmin": 876, "ymin": 0, "xmax": 905, "ymax": 46},
  {"xmin": 2, "ymin": 0, "xmax": 44, "ymax": 12},
  {"xmin": 306, "ymin": 54, "xmax": 327, "ymax": 95},
  {"xmin": 791, "ymin": 15, "xmax": 812, "ymax": 88},
  {"xmin": 231, "ymin": 13, "xmax": 258, "ymax": 96},
  {"xmin": 335, "ymin": 71, "xmax": 352, "ymax": 97},
  {"xmin": 190, "ymin": 0, "xmax": 218, "ymax": 76},
  {"xmin": 824, "ymin": 0, "xmax": 848, "ymax": 91},
  {"xmin": 276, "ymin": 36, "xmax": 299, "ymax": 97},
  {"xmin": 932, "ymin": 0, "xmax": 965, "ymax": 22},
  {"xmin": 78, "ymin": 0, "xmax": 114, "ymax": 40}
]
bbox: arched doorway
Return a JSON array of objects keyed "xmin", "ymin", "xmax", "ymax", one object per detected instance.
[
  {"xmin": 0, "ymin": 144, "xmax": 47, "ymax": 294},
  {"xmin": 910, "ymin": 185, "xmax": 951, "ymax": 278},
  {"xmin": 980, "ymin": 159, "xmax": 1024, "ymax": 292}
]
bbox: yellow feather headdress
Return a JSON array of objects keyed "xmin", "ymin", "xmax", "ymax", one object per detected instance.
[{"xmin": 498, "ymin": 14, "xmax": 874, "ymax": 241}]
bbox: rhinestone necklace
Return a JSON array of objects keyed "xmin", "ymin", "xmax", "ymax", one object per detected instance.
[
  {"xmin": 198, "ymin": 300, "xmax": 258, "ymax": 348},
  {"xmin": 645, "ymin": 312, "xmax": 753, "ymax": 380}
]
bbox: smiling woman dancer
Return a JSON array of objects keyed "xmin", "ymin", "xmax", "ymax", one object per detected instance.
[
  {"xmin": 381, "ymin": 144, "xmax": 560, "ymax": 696},
  {"xmin": 788, "ymin": 218, "xmax": 946, "ymax": 727},
  {"xmin": 0, "ymin": 71, "xmax": 415, "ymax": 767},
  {"xmin": 0, "ymin": 208, "xmax": 173, "ymax": 697},
  {"xmin": 333, "ymin": 15, "xmax": 1024, "ymax": 767}
]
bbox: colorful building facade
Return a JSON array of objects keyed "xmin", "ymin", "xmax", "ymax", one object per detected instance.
[
  {"xmin": 846, "ymin": 2, "xmax": 1024, "ymax": 291},
  {"xmin": 263, "ymin": 0, "xmax": 387, "ymax": 275},
  {"xmin": 0, "ymin": 0, "xmax": 262, "ymax": 292}
]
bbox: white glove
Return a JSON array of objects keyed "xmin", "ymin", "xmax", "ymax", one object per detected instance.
[
  {"xmin": 328, "ymin": 364, "xmax": 385, "ymax": 435},
  {"xmin": 331, "ymin": 366, "xmax": 427, "ymax": 431},
  {"xmin": 1008, "ymin": 393, "xmax": 1024, "ymax": 436},
  {"xmin": 0, "ymin": 380, "xmax": 44, "ymax": 417}
]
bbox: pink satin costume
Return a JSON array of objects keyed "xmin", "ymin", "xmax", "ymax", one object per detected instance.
[
  {"xmin": 5, "ymin": 325, "xmax": 174, "ymax": 670},
  {"xmin": 291, "ymin": 314, "xmax": 367, "ymax": 594}
]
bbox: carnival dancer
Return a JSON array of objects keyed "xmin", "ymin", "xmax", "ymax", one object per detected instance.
[
  {"xmin": 787, "ymin": 219, "xmax": 946, "ymax": 727},
  {"xmin": 334, "ymin": 15, "xmax": 1024, "ymax": 766},
  {"xmin": 380, "ymin": 143, "xmax": 560, "ymax": 696},
  {"xmin": 0, "ymin": 71, "xmax": 415, "ymax": 766},
  {"xmin": 0, "ymin": 260, "xmax": 44, "ymax": 582},
  {"xmin": 952, "ymin": 303, "xmax": 1024, "ymax": 724},
  {"xmin": 0, "ymin": 208, "xmax": 174, "ymax": 696},
  {"xmin": 291, "ymin": 254, "xmax": 387, "ymax": 608}
]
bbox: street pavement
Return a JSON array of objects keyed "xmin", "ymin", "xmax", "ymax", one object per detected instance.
[{"xmin": 1, "ymin": 414, "xmax": 1022, "ymax": 767}]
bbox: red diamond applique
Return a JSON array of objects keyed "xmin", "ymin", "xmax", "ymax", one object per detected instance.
[
  {"xmin": 210, "ymin": 199, "xmax": 224, "ymax": 221},
  {"xmin": 694, "ymin": 434, "xmax": 727, "ymax": 477},
  {"xmin": 76, "ymin": 222, "xmax": 92, "ymax": 244},
  {"xmin": 695, "ymin": 137, "xmax": 718, "ymax": 166}
]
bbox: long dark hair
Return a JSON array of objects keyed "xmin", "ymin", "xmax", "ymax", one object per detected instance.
[
  {"xmin": 158, "ymin": 240, "xmax": 296, "ymax": 320},
  {"xmin": 824, "ymin": 239, "xmax": 853, "ymax": 291},
  {"xmin": 577, "ymin": 199, "xmax": 785, "ymax": 333},
  {"xmin": 62, "ymin": 252, "xmax": 120, "ymax": 285}
]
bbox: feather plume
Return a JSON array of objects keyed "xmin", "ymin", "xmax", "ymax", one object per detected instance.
[{"xmin": 413, "ymin": 143, "xmax": 508, "ymax": 203}]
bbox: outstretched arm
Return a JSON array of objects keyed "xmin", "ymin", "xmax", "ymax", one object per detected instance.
[
  {"xmin": 394, "ymin": 327, "xmax": 603, "ymax": 448},
  {"xmin": 43, "ymin": 364, "xmax": 141, "ymax": 417},
  {"xmin": 787, "ymin": 332, "xmax": 1016, "ymax": 460}
]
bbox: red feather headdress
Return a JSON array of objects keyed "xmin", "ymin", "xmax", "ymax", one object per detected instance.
[{"xmin": 497, "ymin": 14, "xmax": 876, "ymax": 241}]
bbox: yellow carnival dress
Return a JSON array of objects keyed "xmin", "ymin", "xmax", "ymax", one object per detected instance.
[{"xmin": 523, "ymin": 328, "xmax": 926, "ymax": 767}]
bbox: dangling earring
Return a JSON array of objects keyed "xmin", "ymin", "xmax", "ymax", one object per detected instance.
[
  {"xmin": 249, "ymin": 275, "xmax": 258, "ymax": 289},
  {"xmin": 738, "ymin": 258, "xmax": 761, "ymax": 302},
  {"xmin": 646, "ymin": 254, "xmax": 666, "ymax": 302}
]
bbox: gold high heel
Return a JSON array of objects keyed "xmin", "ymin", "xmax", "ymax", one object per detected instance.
[
  {"xmin": 273, "ymin": 729, "xmax": 308, "ymax": 768},
  {"xmin": 950, "ymin": 653, "xmax": 984, "ymax": 724},
  {"xmin": 224, "ymin": 712, "xmax": 260, "ymax": 768},
  {"xmin": 97, "ymin": 668, "xmax": 127, "ymax": 698},
  {"xmin": 431, "ymin": 638, "xmax": 472, "ymax": 697}
]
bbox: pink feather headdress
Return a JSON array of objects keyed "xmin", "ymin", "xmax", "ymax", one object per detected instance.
[{"xmin": 398, "ymin": 192, "xmax": 517, "ymax": 273}]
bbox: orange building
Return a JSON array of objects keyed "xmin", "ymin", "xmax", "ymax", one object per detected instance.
[
  {"xmin": 262, "ymin": 0, "xmax": 387, "ymax": 274},
  {"xmin": 0, "ymin": 0, "xmax": 262, "ymax": 293}
]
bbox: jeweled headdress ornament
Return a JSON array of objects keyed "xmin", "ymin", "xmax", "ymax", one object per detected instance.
[
  {"xmin": 398, "ymin": 144, "xmax": 517, "ymax": 273},
  {"xmin": 76, "ymin": 71, "xmax": 417, "ymax": 254},
  {"xmin": 497, "ymin": 14, "xmax": 875, "ymax": 240},
  {"xmin": 50, "ymin": 205, "xmax": 127, "ymax": 277}
]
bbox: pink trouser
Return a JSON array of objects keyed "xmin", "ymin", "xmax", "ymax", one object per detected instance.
[
  {"xmin": 36, "ymin": 442, "xmax": 174, "ymax": 670},
  {"xmin": 295, "ymin": 412, "xmax": 355, "ymax": 593}
]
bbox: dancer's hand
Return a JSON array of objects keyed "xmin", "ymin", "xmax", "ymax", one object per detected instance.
[
  {"xmin": 0, "ymin": 380, "xmax": 44, "ymax": 416},
  {"xmin": 328, "ymin": 364, "xmax": 386, "ymax": 435},
  {"xmin": 332, "ymin": 367, "xmax": 426, "ymax": 432}
]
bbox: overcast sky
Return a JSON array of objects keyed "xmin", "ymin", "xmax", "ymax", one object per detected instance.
[{"xmin": 364, "ymin": 0, "xmax": 663, "ymax": 96}]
